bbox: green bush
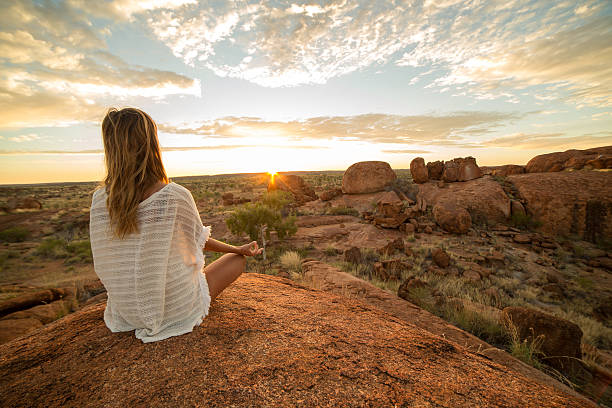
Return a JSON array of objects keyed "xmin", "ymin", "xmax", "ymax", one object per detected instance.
[
  {"xmin": 0, "ymin": 227, "xmax": 30, "ymax": 243},
  {"xmin": 325, "ymin": 206, "xmax": 359, "ymax": 217},
  {"xmin": 261, "ymin": 190, "xmax": 294, "ymax": 211},
  {"xmin": 511, "ymin": 213, "xmax": 541, "ymax": 230},
  {"xmin": 226, "ymin": 202, "xmax": 297, "ymax": 242},
  {"xmin": 35, "ymin": 238, "xmax": 92, "ymax": 263}
]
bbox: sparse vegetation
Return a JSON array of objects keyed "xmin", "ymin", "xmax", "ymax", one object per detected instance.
[
  {"xmin": 325, "ymin": 206, "xmax": 360, "ymax": 217},
  {"xmin": 510, "ymin": 213, "xmax": 542, "ymax": 230},
  {"xmin": 0, "ymin": 227, "xmax": 30, "ymax": 242}
]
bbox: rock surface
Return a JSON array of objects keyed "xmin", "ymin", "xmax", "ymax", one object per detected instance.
[
  {"xmin": 502, "ymin": 307, "xmax": 583, "ymax": 376},
  {"xmin": 418, "ymin": 176, "xmax": 511, "ymax": 225},
  {"xmin": 433, "ymin": 203, "xmax": 472, "ymax": 234},
  {"xmin": 0, "ymin": 273, "xmax": 591, "ymax": 407},
  {"xmin": 268, "ymin": 174, "xmax": 317, "ymax": 203},
  {"xmin": 342, "ymin": 161, "xmax": 396, "ymax": 194},
  {"xmin": 525, "ymin": 146, "xmax": 612, "ymax": 173},
  {"xmin": 427, "ymin": 161, "xmax": 444, "ymax": 180},
  {"xmin": 507, "ymin": 171, "xmax": 612, "ymax": 240},
  {"xmin": 301, "ymin": 262, "xmax": 593, "ymax": 406},
  {"xmin": 410, "ymin": 157, "xmax": 429, "ymax": 184}
]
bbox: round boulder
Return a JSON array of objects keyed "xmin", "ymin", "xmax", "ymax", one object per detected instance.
[
  {"xmin": 410, "ymin": 157, "xmax": 429, "ymax": 184},
  {"xmin": 342, "ymin": 161, "xmax": 396, "ymax": 194},
  {"xmin": 433, "ymin": 203, "xmax": 471, "ymax": 234}
]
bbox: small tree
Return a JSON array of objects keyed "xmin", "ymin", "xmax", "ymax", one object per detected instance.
[{"xmin": 226, "ymin": 198, "xmax": 297, "ymax": 261}]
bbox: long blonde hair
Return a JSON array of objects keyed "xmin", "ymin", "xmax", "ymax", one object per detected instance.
[{"xmin": 101, "ymin": 107, "xmax": 169, "ymax": 238}]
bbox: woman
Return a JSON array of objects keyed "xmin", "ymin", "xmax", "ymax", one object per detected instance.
[{"xmin": 89, "ymin": 107, "xmax": 262, "ymax": 343}]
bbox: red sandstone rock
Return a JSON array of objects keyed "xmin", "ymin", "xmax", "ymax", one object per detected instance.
[
  {"xmin": 482, "ymin": 165, "xmax": 526, "ymax": 177},
  {"xmin": 0, "ymin": 290, "xmax": 58, "ymax": 318},
  {"xmin": 418, "ymin": 176, "xmax": 511, "ymax": 225},
  {"xmin": 319, "ymin": 188, "xmax": 342, "ymax": 201},
  {"xmin": 0, "ymin": 318, "xmax": 43, "ymax": 344},
  {"xmin": 343, "ymin": 247, "xmax": 362, "ymax": 264},
  {"xmin": 442, "ymin": 160, "xmax": 459, "ymax": 182},
  {"xmin": 410, "ymin": 157, "xmax": 429, "ymax": 184},
  {"xmin": 507, "ymin": 171, "xmax": 612, "ymax": 241},
  {"xmin": 426, "ymin": 161, "xmax": 444, "ymax": 180},
  {"xmin": 432, "ymin": 248, "xmax": 451, "ymax": 268},
  {"xmin": 525, "ymin": 146, "xmax": 612, "ymax": 173},
  {"xmin": 456, "ymin": 157, "xmax": 483, "ymax": 181},
  {"xmin": 511, "ymin": 200, "xmax": 526, "ymax": 218},
  {"xmin": 502, "ymin": 306, "xmax": 583, "ymax": 376},
  {"xmin": 342, "ymin": 161, "xmax": 396, "ymax": 194},
  {"xmin": 376, "ymin": 191, "xmax": 403, "ymax": 217},
  {"xmin": 433, "ymin": 203, "xmax": 472, "ymax": 234},
  {"xmin": 268, "ymin": 174, "xmax": 318, "ymax": 203}
]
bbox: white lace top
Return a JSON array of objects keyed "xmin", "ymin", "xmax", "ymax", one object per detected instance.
[{"xmin": 89, "ymin": 182, "xmax": 212, "ymax": 343}]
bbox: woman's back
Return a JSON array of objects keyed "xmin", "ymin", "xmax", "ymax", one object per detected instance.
[{"xmin": 89, "ymin": 182, "xmax": 212, "ymax": 343}]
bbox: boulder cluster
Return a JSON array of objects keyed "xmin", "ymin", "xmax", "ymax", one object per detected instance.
[
  {"xmin": 410, "ymin": 156, "xmax": 482, "ymax": 184},
  {"xmin": 341, "ymin": 161, "xmax": 396, "ymax": 194}
]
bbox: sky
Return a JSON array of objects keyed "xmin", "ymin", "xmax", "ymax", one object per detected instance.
[{"xmin": 0, "ymin": 0, "xmax": 611, "ymax": 184}]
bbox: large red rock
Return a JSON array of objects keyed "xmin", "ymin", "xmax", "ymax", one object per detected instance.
[
  {"xmin": 0, "ymin": 318, "xmax": 43, "ymax": 344},
  {"xmin": 342, "ymin": 161, "xmax": 396, "ymax": 194},
  {"xmin": 319, "ymin": 188, "xmax": 342, "ymax": 201},
  {"xmin": 410, "ymin": 157, "xmax": 429, "ymax": 184},
  {"xmin": 268, "ymin": 174, "xmax": 317, "ymax": 203},
  {"xmin": 0, "ymin": 273, "xmax": 590, "ymax": 407},
  {"xmin": 525, "ymin": 146, "xmax": 612, "ymax": 173},
  {"xmin": 507, "ymin": 171, "xmax": 612, "ymax": 241},
  {"xmin": 481, "ymin": 165, "xmax": 526, "ymax": 177},
  {"xmin": 441, "ymin": 157, "xmax": 482, "ymax": 182},
  {"xmin": 502, "ymin": 307, "xmax": 583, "ymax": 376},
  {"xmin": 301, "ymin": 261, "xmax": 593, "ymax": 405},
  {"xmin": 426, "ymin": 161, "xmax": 444, "ymax": 180},
  {"xmin": 376, "ymin": 191, "xmax": 403, "ymax": 217},
  {"xmin": 417, "ymin": 176, "xmax": 511, "ymax": 225},
  {"xmin": 0, "ymin": 290, "xmax": 59, "ymax": 318},
  {"xmin": 433, "ymin": 203, "xmax": 472, "ymax": 234},
  {"xmin": 442, "ymin": 160, "xmax": 459, "ymax": 182}
]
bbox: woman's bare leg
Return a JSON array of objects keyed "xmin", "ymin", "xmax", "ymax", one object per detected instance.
[{"xmin": 203, "ymin": 253, "xmax": 246, "ymax": 300}]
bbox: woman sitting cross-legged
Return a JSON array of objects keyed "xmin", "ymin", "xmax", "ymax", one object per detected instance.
[{"xmin": 89, "ymin": 107, "xmax": 262, "ymax": 343}]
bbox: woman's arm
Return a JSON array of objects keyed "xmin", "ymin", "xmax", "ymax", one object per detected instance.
[{"xmin": 204, "ymin": 238, "xmax": 262, "ymax": 257}]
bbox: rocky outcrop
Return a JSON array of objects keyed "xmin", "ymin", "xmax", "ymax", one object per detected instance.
[
  {"xmin": 342, "ymin": 161, "xmax": 396, "ymax": 194},
  {"xmin": 418, "ymin": 176, "xmax": 511, "ymax": 226},
  {"xmin": 268, "ymin": 174, "xmax": 317, "ymax": 203},
  {"xmin": 525, "ymin": 146, "xmax": 612, "ymax": 173},
  {"xmin": 481, "ymin": 165, "xmax": 525, "ymax": 177},
  {"xmin": 410, "ymin": 157, "xmax": 429, "ymax": 184},
  {"xmin": 507, "ymin": 171, "xmax": 612, "ymax": 241},
  {"xmin": 301, "ymin": 261, "xmax": 593, "ymax": 406},
  {"xmin": 502, "ymin": 307, "xmax": 583, "ymax": 376},
  {"xmin": 433, "ymin": 203, "xmax": 472, "ymax": 234},
  {"xmin": 0, "ymin": 273, "xmax": 591, "ymax": 407},
  {"xmin": 426, "ymin": 160, "xmax": 444, "ymax": 180}
]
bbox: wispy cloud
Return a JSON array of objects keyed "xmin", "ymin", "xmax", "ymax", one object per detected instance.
[
  {"xmin": 483, "ymin": 131, "xmax": 612, "ymax": 149},
  {"xmin": 160, "ymin": 111, "xmax": 517, "ymax": 146},
  {"xmin": 0, "ymin": 0, "xmax": 200, "ymax": 128},
  {"xmin": 134, "ymin": 0, "xmax": 612, "ymax": 107}
]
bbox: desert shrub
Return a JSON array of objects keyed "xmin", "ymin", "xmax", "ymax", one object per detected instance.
[
  {"xmin": 504, "ymin": 317, "xmax": 544, "ymax": 369},
  {"xmin": 0, "ymin": 227, "xmax": 30, "ymax": 243},
  {"xmin": 510, "ymin": 213, "xmax": 541, "ymax": 230},
  {"xmin": 324, "ymin": 246, "xmax": 339, "ymax": 256},
  {"xmin": 280, "ymin": 251, "xmax": 302, "ymax": 278},
  {"xmin": 227, "ymin": 202, "xmax": 297, "ymax": 242},
  {"xmin": 442, "ymin": 304, "xmax": 508, "ymax": 348},
  {"xmin": 35, "ymin": 238, "xmax": 92, "ymax": 263},
  {"xmin": 36, "ymin": 238, "xmax": 69, "ymax": 258},
  {"xmin": 325, "ymin": 206, "xmax": 359, "ymax": 217},
  {"xmin": 262, "ymin": 190, "xmax": 294, "ymax": 212}
]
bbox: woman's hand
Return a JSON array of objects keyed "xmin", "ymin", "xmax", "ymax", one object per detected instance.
[{"xmin": 237, "ymin": 241, "xmax": 263, "ymax": 257}]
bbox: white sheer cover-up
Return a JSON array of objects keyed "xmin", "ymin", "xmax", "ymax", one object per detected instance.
[{"xmin": 89, "ymin": 182, "xmax": 212, "ymax": 343}]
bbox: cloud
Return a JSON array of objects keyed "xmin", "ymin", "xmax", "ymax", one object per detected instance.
[
  {"xmin": 0, "ymin": 0, "xmax": 200, "ymax": 128},
  {"xmin": 135, "ymin": 0, "xmax": 612, "ymax": 107},
  {"xmin": 381, "ymin": 149, "xmax": 431, "ymax": 154},
  {"xmin": 483, "ymin": 131, "xmax": 612, "ymax": 149},
  {"xmin": 8, "ymin": 133, "xmax": 41, "ymax": 143},
  {"xmin": 160, "ymin": 111, "xmax": 518, "ymax": 146},
  {"xmin": 146, "ymin": 1, "xmax": 424, "ymax": 87}
]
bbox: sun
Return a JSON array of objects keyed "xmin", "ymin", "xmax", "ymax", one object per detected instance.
[{"xmin": 267, "ymin": 171, "xmax": 278, "ymax": 177}]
